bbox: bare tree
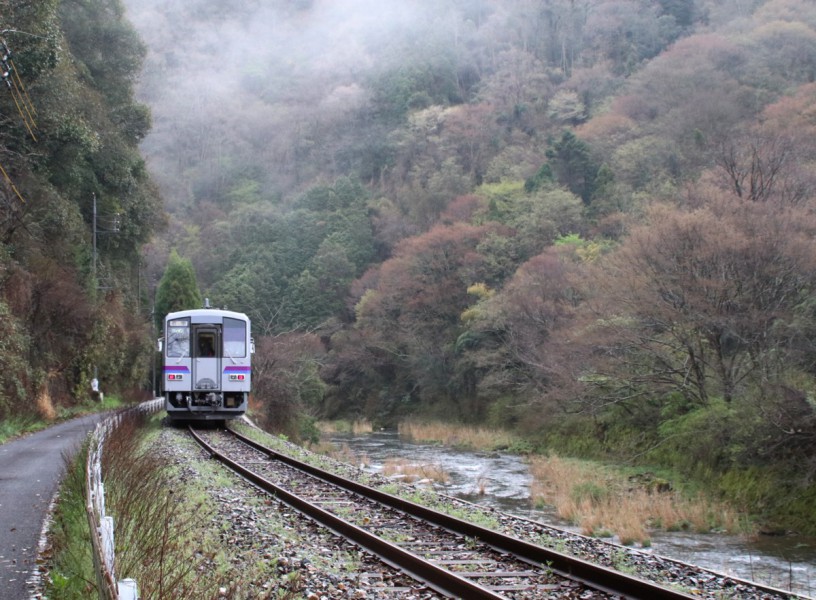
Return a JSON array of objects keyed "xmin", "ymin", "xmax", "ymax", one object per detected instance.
[
  {"xmin": 716, "ymin": 132, "xmax": 796, "ymax": 203},
  {"xmin": 586, "ymin": 195, "xmax": 816, "ymax": 406}
]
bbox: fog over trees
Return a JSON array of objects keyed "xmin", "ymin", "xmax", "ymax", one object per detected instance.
[
  {"xmin": 1, "ymin": 0, "xmax": 814, "ymax": 532},
  {"xmin": 118, "ymin": 1, "xmax": 816, "ymax": 531}
]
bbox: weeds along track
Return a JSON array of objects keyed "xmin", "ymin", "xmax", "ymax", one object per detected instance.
[{"xmin": 189, "ymin": 426, "xmax": 705, "ymax": 599}]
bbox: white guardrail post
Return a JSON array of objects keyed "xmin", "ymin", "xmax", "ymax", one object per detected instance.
[{"xmin": 86, "ymin": 398, "xmax": 163, "ymax": 600}]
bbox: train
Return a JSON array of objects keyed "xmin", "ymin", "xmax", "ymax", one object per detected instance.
[{"xmin": 159, "ymin": 303, "xmax": 253, "ymax": 421}]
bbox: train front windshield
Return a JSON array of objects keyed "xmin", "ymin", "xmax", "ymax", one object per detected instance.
[
  {"xmin": 166, "ymin": 320, "xmax": 190, "ymax": 357},
  {"xmin": 223, "ymin": 317, "xmax": 247, "ymax": 357}
]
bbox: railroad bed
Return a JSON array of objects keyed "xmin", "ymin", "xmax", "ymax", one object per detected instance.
[{"xmin": 180, "ymin": 424, "xmax": 800, "ymax": 600}]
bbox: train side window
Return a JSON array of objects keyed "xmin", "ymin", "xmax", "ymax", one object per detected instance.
[
  {"xmin": 223, "ymin": 318, "xmax": 247, "ymax": 358},
  {"xmin": 166, "ymin": 321, "xmax": 190, "ymax": 357}
]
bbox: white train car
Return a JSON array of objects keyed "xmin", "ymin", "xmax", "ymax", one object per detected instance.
[{"xmin": 160, "ymin": 305, "xmax": 253, "ymax": 422}]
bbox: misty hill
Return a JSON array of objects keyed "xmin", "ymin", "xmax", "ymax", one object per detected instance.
[{"xmin": 139, "ymin": 0, "xmax": 816, "ymax": 533}]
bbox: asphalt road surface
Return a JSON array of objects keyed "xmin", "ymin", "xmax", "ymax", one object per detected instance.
[{"xmin": 0, "ymin": 414, "xmax": 105, "ymax": 600}]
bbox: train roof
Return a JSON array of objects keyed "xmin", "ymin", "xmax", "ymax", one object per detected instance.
[{"xmin": 165, "ymin": 307, "xmax": 251, "ymax": 324}]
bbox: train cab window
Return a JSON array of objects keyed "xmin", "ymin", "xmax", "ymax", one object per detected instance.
[
  {"xmin": 223, "ymin": 317, "xmax": 247, "ymax": 358},
  {"xmin": 166, "ymin": 320, "xmax": 190, "ymax": 357},
  {"xmin": 197, "ymin": 331, "xmax": 217, "ymax": 358}
]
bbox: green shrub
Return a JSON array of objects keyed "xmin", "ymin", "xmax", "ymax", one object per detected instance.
[
  {"xmin": 649, "ymin": 399, "xmax": 737, "ymax": 475},
  {"xmin": 718, "ymin": 467, "xmax": 816, "ymax": 535},
  {"xmin": 537, "ymin": 414, "xmax": 606, "ymax": 458},
  {"xmin": 571, "ymin": 482, "xmax": 609, "ymax": 506}
]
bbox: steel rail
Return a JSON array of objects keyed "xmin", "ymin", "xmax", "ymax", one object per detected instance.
[
  {"xmin": 189, "ymin": 426, "xmax": 509, "ymax": 599},
  {"xmin": 222, "ymin": 426, "xmax": 698, "ymax": 600}
]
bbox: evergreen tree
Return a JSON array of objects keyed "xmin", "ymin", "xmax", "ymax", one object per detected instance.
[
  {"xmin": 524, "ymin": 162, "xmax": 555, "ymax": 193},
  {"xmin": 154, "ymin": 250, "xmax": 202, "ymax": 324},
  {"xmin": 546, "ymin": 131, "xmax": 599, "ymax": 204}
]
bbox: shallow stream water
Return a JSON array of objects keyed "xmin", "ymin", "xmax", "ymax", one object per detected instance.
[{"xmin": 326, "ymin": 429, "xmax": 816, "ymax": 597}]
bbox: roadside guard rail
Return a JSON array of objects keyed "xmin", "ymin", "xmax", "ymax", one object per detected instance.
[{"xmin": 86, "ymin": 398, "xmax": 163, "ymax": 600}]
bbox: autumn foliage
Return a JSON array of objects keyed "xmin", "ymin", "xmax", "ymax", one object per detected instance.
[
  {"xmin": 159, "ymin": 4, "xmax": 816, "ymax": 529},
  {"xmin": 4, "ymin": 0, "xmax": 816, "ymax": 532}
]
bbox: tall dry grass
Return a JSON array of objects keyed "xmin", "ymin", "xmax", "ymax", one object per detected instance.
[
  {"xmin": 35, "ymin": 372, "xmax": 57, "ymax": 421},
  {"xmin": 316, "ymin": 419, "xmax": 374, "ymax": 435},
  {"xmin": 529, "ymin": 455, "xmax": 743, "ymax": 546},
  {"xmin": 398, "ymin": 420, "xmax": 521, "ymax": 452},
  {"xmin": 101, "ymin": 412, "xmax": 223, "ymax": 597},
  {"xmin": 381, "ymin": 457, "xmax": 450, "ymax": 485},
  {"xmin": 352, "ymin": 420, "xmax": 374, "ymax": 434}
]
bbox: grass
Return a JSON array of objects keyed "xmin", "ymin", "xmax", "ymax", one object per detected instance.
[
  {"xmin": 45, "ymin": 411, "xmax": 271, "ymax": 599},
  {"xmin": 56, "ymin": 394, "xmax": 125, "ymax": 420},
  {"xmin": 306, "ymin": 439, "xmax": 371, "ymax": 469},
  {"xmin": 0, "ymin": 395, "xmax": 126, "ymax": 445},
  {"xmin": 398, "ymin": 419, "xmax": 528, "ymax": 452},
  {"xmin": 307, "ymin": 419, "xmax": 745, "ymax": 545},
  {"xmin": 316, "ymin": 419, "xmax": 374, "ymax": 435},
  {"xmin": 381, "ymin": 457, "xmax": 450, "ymax": 485},
  {"xmin": 44, "ymin": 442, "xmax": 96, "ymax": 599},
  {"xmin": 529, "ymin": 454, "xmax": 746, "ymax": 546},
  {"xmin": 101, "ymin": 414, "xmax": 225, "ymax": 598},
  {"xmin": 0, "ymin": 415, "xmax": 46, "ymax": 445},
  {"xmin": 392, "ymin": 422, "xmax": 766, "ymax": 549}
]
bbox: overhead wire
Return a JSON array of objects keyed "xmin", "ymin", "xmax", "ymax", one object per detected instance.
[
  {"xmin": 0, "ymin": 37, "xmax": 34, "ymax": 205},
  {"xmin": 10, "ymin": 60, "xmax": 35, "ymax": 117},
  {"xmin": 1, "ymin": 39, "xmax": 37, "ymax": 140},
  {"xmin": 10, "ymin": 65, "xmax": 37, "ymax": 136},
  {"xmin": 0, "ymin": 161, "xmax": 25, "ymax": 204}
]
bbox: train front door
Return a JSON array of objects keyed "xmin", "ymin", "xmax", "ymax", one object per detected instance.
[{"xmin": 192, "ymin": 326, "xmax": 221, "ymax": 393}]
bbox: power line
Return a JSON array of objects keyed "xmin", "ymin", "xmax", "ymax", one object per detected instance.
[
  {"xmin": 0, "ymin": 161, "xmax": 24, "ymax": 203},
  {"xmin": 1, "ymin": 38, "xmax": 38, "ymax": 140},
  {"xmin": 0, "ymin": 36, "xmax": 36, "ymax": 206}
]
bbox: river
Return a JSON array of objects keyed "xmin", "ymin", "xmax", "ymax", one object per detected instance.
[{"xmin": 325, "ymin": 429, "xmax": 815, "ymax": 598}]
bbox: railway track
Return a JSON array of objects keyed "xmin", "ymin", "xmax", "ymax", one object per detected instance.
[{"xmin": 189, "ymin": 425, "xmax": 701, "ymax": 599}]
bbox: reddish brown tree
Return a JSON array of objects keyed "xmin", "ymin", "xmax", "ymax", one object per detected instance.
[
  {"xmin": 252, "ymin": 332, "xmax": 326, "ymax": 440},
  {"xmin": 710, "ymin": 83, "xmax": 816, "ymax": 205},
  {"xmin": 459, "ymin": 246, "xmax": 585, "ymax": 411},
  {"xmin": 354, "ymin": 222, "xmax": 499, "ymax": 414},
  {"xmin": 587, "ymin": 195, "xmax": 816, "ymax": 406},
  {"xmin": 715, "ymin": 132, "xmax": 796, "ymax": 203}
]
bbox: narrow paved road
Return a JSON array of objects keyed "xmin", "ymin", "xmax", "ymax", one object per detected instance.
[{"xmin": 0, "ymin": 414, "xmax": 105, "ymax": 600}]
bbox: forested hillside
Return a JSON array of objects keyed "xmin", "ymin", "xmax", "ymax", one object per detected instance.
[
  {"xmin": 0, "ymin": 0, "xmax": 162, "ymax": 421},
  {"xmin": 135, "ymin": 0, "xmax": 816, "ymax": 531}
]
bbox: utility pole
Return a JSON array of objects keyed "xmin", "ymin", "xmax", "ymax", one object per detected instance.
[
  {"xmin": 90, "ymin": 193, "xmax": 120, "ymax": 397},
  {"xmin": 151, "ymin": 291, "xmax": 157, "ymax": 398},
  {"xmin": 92, "ymin": 192, "xmax": 97, "ymax": 286},
  {"xmin": 91, "ymin": 193, "xmax": 120, "ymax": 291}
]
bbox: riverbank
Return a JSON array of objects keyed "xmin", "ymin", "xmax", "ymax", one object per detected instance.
[
  {"xmin": 317, "ymin": 422, "xmax": 815, "ymax": 594},
  {"xmin": 317, "ymin": 419, "xmax": 768, "ymax": 546}
]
